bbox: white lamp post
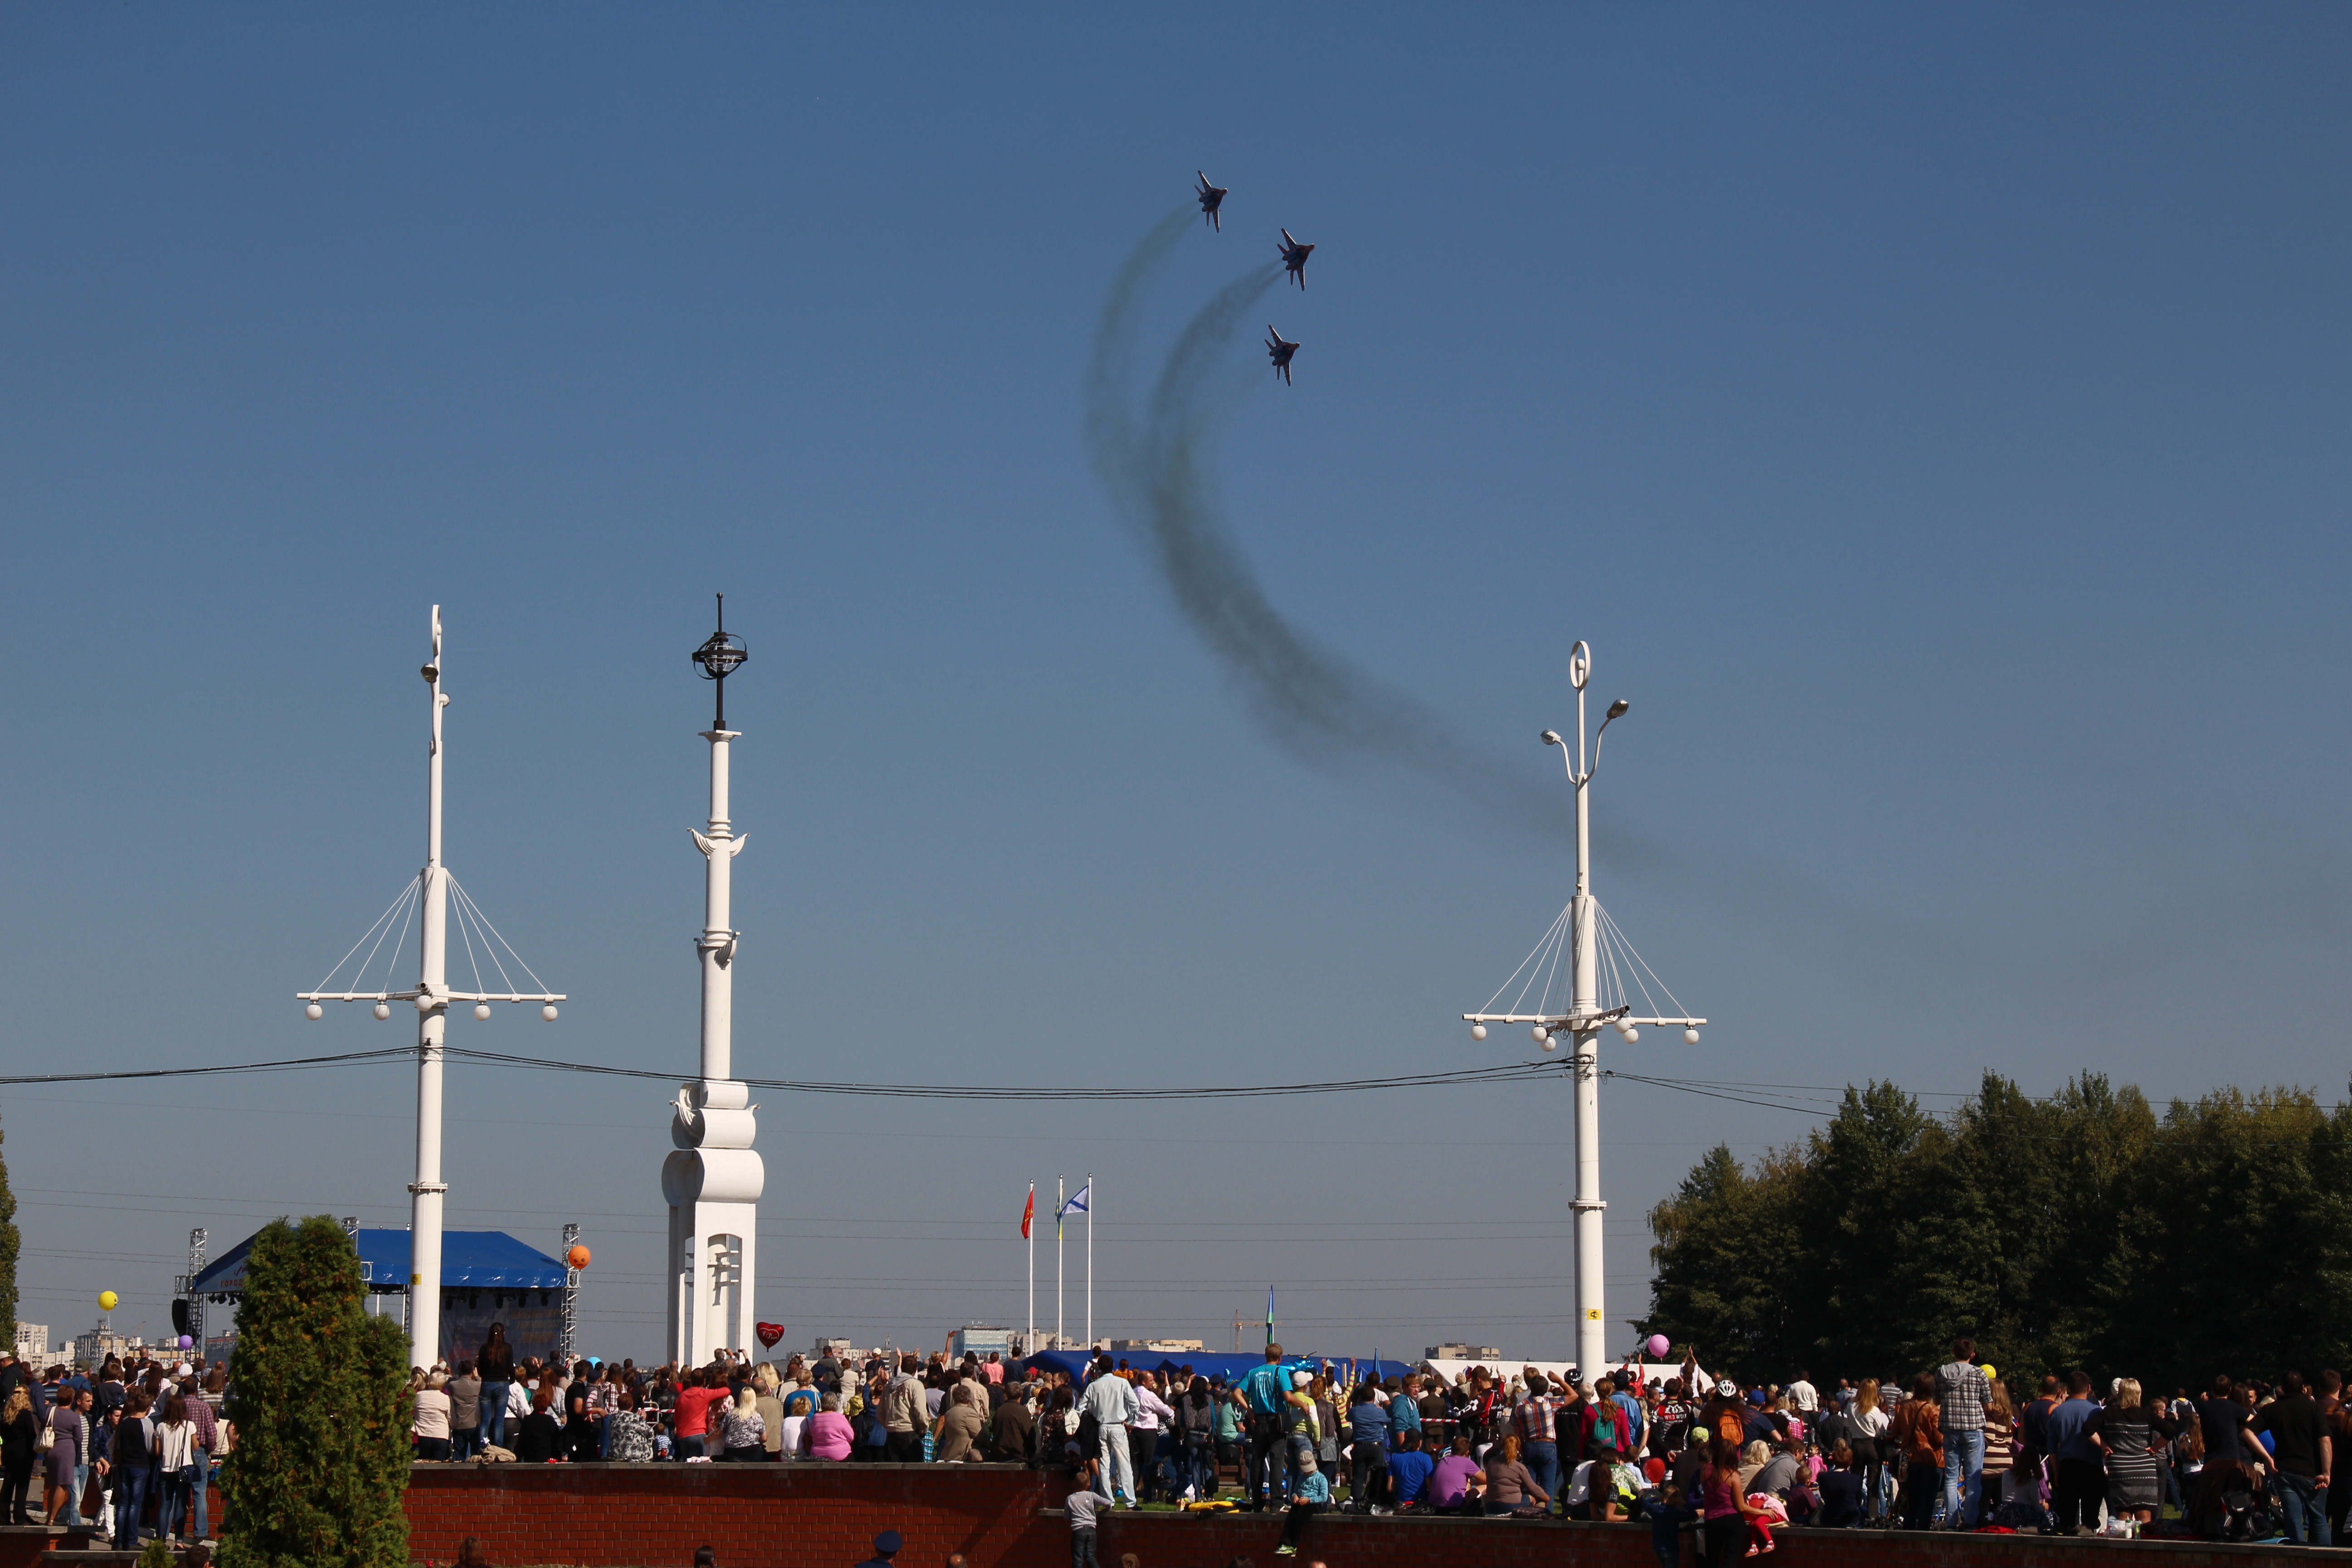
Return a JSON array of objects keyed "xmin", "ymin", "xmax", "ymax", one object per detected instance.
[
  {"xmin": 298, "ymin": 607, "xmax": 566, "ymax": 1370},
  {"xmin": 1461, "ymin": 641, "xmax": 1705, "ymax": 1383},
  {"xmin": 662, "ymin": 596, "xmax": 764, "ymax": 1365}
]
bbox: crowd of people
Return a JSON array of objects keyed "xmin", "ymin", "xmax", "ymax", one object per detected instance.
[
  {"xmin": 395, "ymin": 1328, "xmax": 2352, "ymax": 1558},
  {"xmin": 0, "ymin": 1344, "xmax": 227, "ymax": 1553}
]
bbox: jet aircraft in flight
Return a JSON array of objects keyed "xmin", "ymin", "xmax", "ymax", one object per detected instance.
[
  {"xmin": 1278, "ymin": 228, "xmax": 1314, "ymax": 288},
  {"xmin": 1265, "ymin": 326, "xmax": 1299, "ymax": 385},
  {"xmin": 1195, "ymin": 172, "xmax": 1228, "ymax": 230}
]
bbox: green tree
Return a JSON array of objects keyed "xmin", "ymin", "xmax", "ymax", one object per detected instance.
[
  {"xmin": 218, "ymin": 1216, "xmax": 411, "ymax": 1568},
  {"xmin": 0, "ymin": 1118, "xmax": 18, "ymax": 1355}
]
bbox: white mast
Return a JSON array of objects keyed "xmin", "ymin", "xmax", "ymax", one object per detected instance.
[
  {"xmin": 296, "ymin": 606, "xmax": 566, "ymax": 1374},
  {"xmin": 1460, "ymin": 641, "xmax": 1705, "ymax": 1385},
  {"xmin": 1085, "ymin": 1172, "xmax": 1094, "ymax": 1352},
  {"xmin": 411, "ymin": 607, "xmax": 451, "ymax": 1370},
  {"xmin": 663, "ymin": 597, "xmax": 763, "ymax": 1366}
]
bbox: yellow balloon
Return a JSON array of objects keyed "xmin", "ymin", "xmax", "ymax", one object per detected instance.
[
  {"xmin": 97, "ymin": 1291, "xmax": 118, "ymax": 1312},
  {"xmin": 1980, "ymin": 1362, "xmax": 1997, "ymax": 1380}
]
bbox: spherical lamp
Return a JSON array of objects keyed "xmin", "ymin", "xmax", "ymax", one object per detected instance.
[
  {"xmin": 1683, "ymin": 1028, "xmax": 1700, "ymax": 1046},
  {"xmin": 373, "ymin": 1002, "xmax": 392, "ymax": 1020},
  {"xmin": 541, "ymin": 1004, "xmax": 559, "ymax": 1022},
  {"xmin": 1469, "ymin": 1024, "xmax": 1486, "ymax": 1041},
  {"xmin": 1531, "ymin": 1025, "xmax": 1548, "ymax": 1044},
  {"xmin": 473, "ymin": 1003, "xmax": 491, "ymax": 1021},
  {"xmin": 304, "ymin": 1003, "xmax": 323, "ymax": 1021},
  {"xmin": 1620, "ymin": 1026, "xmax": 1638, "ymax": 1044}
]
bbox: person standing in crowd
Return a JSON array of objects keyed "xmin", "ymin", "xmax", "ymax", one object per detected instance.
[
  {"xmin": 1237, "ymin": 1346, "xmax": 1289, "ymax": 1512},
  {"xmin": 1082, "ymin": 1357, "xmax": 1141, "ymax": 1507},
  {"xmin": 2318, "ymin": 1370, "xmax": 2352, "ymax": 1543},
  {"xmin": 2042, "ymin": 1370, "xmax": 2104, "ymax": 1534},
  {"xmin": 1934, "ymin": 1338, "xmax": 1991, "ymax": 1529},
  {"xmin": 1787, "ymin": 1371, "xmax": 1818, "ymax": 1421},
  {"xmin": 1066, "ymin": 1459, "xmax": 1104, "ymax": 1568},
  {"xmin": 476, "ymin": 1326, "xmax": 515, "ymax": 1453},
  {"xmin": 1700, "ymin": 1437, "xmax": 1774, "ymax": 1568},
  {"xmin": 1129, "ymin": 1370, "xmax": 1173, "ymax": 1503},
  {"xmin": 446, "ymin": 1361, "xmax": 482, "ymax": 1461},
  {"xmin": 2252, "ymin": 1370, "xmax": 2332, "ymax": 1546},
  {"xmin": 1345, "ymin": 1379, "xmax": 1389, "ymax": 1512},
  {"xmin": 154, "ymin": 1392, "xmax": 200, "ymax": 1543},
  {"xmin": 41, "ymin": 1377, "xmax": 84, "ymax": 1529},
  {"xmin": 0, "ymin": 1388, "xmax": 36, "ymax": 1525},
  {"xmin": 108, "ymin": 1392, "xmax": 154, "ymax": 1549},
  {"xmin": 1891, "ymin": 1373, "xmax": 1944, "ymax": 1530},
  {"xmin": 2089, "ymin": 1377, "xmax": 2174, "ymax": 1536},
  {"xmin": 882, "ymin": 1357, "xmax": 929, "ymax": 1464}
]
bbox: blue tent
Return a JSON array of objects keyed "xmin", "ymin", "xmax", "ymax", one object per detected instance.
[
  {"xmin": 189, "ymin": 1227, "xmax": 568, "ymax": 1298},
  {"xmin": 1018, "ymin": 1350, "xmax": 1416, "ymax": 1386}
]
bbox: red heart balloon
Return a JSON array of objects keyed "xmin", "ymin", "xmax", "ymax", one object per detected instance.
[{"xmin": 755, "ymin": 1321, "xmax": 786, "ymax": 1349}]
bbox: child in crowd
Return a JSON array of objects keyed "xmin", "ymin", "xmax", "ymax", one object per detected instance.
[
  {"xmin": 1067, "ymin": 1459, "xmax": 1103, "ymax": 1568},
  {"xmin": 1743, "ymin": 1488, "xmax": 1788, "ymax": 1555}
]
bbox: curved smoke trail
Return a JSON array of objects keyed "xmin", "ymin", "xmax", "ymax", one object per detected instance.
[{"xmin": 1084, "ymin": 207, "xmax": 1577, "ymax": 842}]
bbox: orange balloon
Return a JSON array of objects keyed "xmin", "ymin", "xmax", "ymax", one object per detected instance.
[{"xmin": 566, "ymin": 1245, "xmax": 591, "ymax": 1270}]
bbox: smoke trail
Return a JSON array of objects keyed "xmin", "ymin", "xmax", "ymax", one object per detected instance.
[{"xmin": 1085, "ymin": 209, "xmax": 1577, "ymax": 841}]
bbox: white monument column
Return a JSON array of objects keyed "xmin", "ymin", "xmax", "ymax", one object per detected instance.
[
  {"xmin": 663, "ymin": 598, "xmax": 763, "ymax": 1365},
  {"xmin": 411, "ymin": 608, "xmax": 452, "ymax": 1369}
]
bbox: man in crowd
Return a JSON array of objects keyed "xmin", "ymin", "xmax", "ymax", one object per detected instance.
[
  {"xmin": 2252, "ymin": 1369, "xmax": 2332, "ymax": 1546},
  {"xmin": 882, "ymin": 1355, "xmax": 929, "ymax": 1463},
  {"xmin": 2042, "ymin": 1371, "xmax": 2103, "ymax": 1534},
  {"xmin": 1237, "ymin": 1345, "xmax": 1290, "ymax": 1512},
  {"xmin": 1935, "ymin": 1337, "xmax": 1991, "ymax": 1530},
  {"xmin": 1080, "ymin": 1356, "xmax": 1140, "ymax": 1507}
]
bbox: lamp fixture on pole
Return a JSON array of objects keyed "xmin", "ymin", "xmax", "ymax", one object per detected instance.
[{"xmin": 1460, "ymin": 641, "xmax": 1705, "ymax": 1384}]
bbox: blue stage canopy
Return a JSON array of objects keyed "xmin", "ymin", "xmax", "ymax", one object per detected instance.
[
  {"xmin": 189, "ymin": 1227, "xmax": 568, "ymax": 1297},
  {"xmin": 1017, "ymin": 1350, "xmax": 1416, "ymax": 1386}
]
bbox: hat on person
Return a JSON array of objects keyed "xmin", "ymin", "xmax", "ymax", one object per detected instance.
[
  {"xmin": 1747, "ymin": 1390, "xmax": 1766, "ymax": 1407},
  {"xmin": 1715, "ymin": 1378, "xmax": 1739, "ymax": 1398},
  {"xmin": 873, "ymin": 1530, "xmax": 903, "ymax": 1556},
  {"xmin": 1292, "ymin": 1371, "xmax": 1313, "ymax": 1388}
]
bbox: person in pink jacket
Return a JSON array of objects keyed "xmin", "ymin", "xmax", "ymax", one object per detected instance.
[{"xmin": 805, "ymin": 1393, "xmax": 856, "ymax": 1462}]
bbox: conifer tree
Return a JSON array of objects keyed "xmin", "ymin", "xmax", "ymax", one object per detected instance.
[
  {"xmin": 0, "ymin": 1119, "xmax": 20, "ymax": 1355},
  {"xmin": 218, "ymin": 1216, "xmax": 411, "ymax": 1568}
]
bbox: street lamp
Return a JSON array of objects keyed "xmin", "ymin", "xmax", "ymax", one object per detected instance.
[
  {"xmin": 692, "ymin": 593, "xmax": 748, "ymax": 729},
  {"xmin": 1460, "ymin": 641, "xmax": 1705, "ymax": 1384}
]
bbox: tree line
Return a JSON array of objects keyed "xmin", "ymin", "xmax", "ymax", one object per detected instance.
[{"xmin": 1640, "ymin": 1074, "xmax": 2352, "ymax": 1392}]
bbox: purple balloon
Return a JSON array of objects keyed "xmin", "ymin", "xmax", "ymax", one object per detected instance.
[
  {"xmin": 177, "ymin": 1335, "xmax": 193, "ymax": 1349},
  {"xmin": 1646, "ymin": 1333, "xmax": 1670, "ymax": 1358}
]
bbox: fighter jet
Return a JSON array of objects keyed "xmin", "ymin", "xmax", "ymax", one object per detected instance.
[
  {"xmin": 1195, "ymin": 171, "xmax": 1228, "ymax": 231},
  {"xmin": 1278, "ymin": 228, "xmax": 1314, "ymax": 289},
  {"xmin": 1265, "ymin": 326, "xmax": 1299, "ymax": 385}
]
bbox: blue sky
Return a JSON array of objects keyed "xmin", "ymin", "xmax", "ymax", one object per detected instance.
[{"xmin": 2, "ymin": 5, "xmax": 2345, "ymax": 1364}]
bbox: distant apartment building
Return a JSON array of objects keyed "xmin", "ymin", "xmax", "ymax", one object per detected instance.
[
  {"xmin": 949, "ymin": 1325, "xmax": 1014, "ymax": 1359},
  {"xmin": 12, "ymin": 1324, "xmax": 47, "ymax": 1361},
  {"xmin": 1426, "ymin": 1343, "xmax": 1504, "ymax": 1361},
  {"xmin": 1110, "ymin": 1338, "xmax": 1204, "ymax": 1354}
]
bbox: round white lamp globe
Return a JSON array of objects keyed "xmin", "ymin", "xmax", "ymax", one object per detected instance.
[
  {"xmin": 541, "ymin": 1004, "xmax": 559, "ymax": 1022},
  {"xmin": 1621, "ymin": 1025, "xmax": 1638, "ymax": 1043},
  {"xmin": 1684, "ymin": 1028, "xmax": 1701, "ymax": 1045},
  {"xmin": 1532, "ymin": 1025, "xmax": 1548, "ymax": 1044},
  {"xmin": 1541, "ymin": 1034, "xmax": 1559, "ymax": 1052},
  {"xmin": 304, "ymin": 1003, "xmax": 323, "ymax": 1021},
  {"xmin": 373, "ymin": 1002, "xmax": 392, "ymax": 1020},
  {"xmin": 1469, "ymin": 1024, "xmax": 1487, "ymax": 1041},
  {"xmin": 416, "ymin": 995, "xmax": 434, "ymax": 1014},
  {"xmin": 474, "ymin": 1003, "xmax": 492, "ymax": 1021}
]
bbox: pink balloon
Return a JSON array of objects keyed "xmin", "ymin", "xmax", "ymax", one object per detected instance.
[{"xmin": 1646, "ymin": 1334, "xmax": 1669, "ymax": 1358}]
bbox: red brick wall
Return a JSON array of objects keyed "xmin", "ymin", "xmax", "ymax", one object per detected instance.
[{"xmin": 402, "ymin": 1465, "xmax": 2313, "ymax": 1568}]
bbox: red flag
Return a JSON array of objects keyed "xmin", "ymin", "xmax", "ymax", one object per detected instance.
[{"xmin": 1021, "ymin": 1185, "xmax": 1035, "ymax": 1240}]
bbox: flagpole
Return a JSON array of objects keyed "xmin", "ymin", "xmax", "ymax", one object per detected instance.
[
  {"xmin": 1086, "ymin": 1171, "xmax": 1094, "ymax": 1352},
  {"xmin": 1026, "ymin": 1181, "xmax": 1035, "ymax": 1357},
  {"xmin": 1056, "ymin": 1174, "xmax": 1064, "ymax": 1352}
]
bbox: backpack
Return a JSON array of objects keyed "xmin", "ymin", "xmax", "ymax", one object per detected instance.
[
  {"xmin": 1592, "ymin": 1405, "xmax": 1620, "ymax": 1452},
  {"xmin": 1075, "ymin": 1409, "xmax": 1102, "ymax": 1459}
]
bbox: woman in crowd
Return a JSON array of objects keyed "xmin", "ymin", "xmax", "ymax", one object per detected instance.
[
  {"xmin": 156, "ymin": 1392, "xmax": 202, "ymax": 1543},
  {"xmin": 0, "ymin": 1388, "xmax": 36, "ymax": 1525},
  {"xmin": 510, "ymin": 1386, "xmax": 564, "ymax": 1464},
  {"xmin": 718, "ymin": 1387, "xmax": 766, "ymax": 1461},
  {"xmin": 2090, "ymin": 1376, "xmax": 2176, "ymax": 1533},
  {"xmin": 1482, "ymin": 1433, "xmax": 1549, "ymax": 1518},
  {"xmin": 476, "ymin": 1324, "xmax": 516, "ymax": 1453},
  {"xmin": 932, "ymin": 1384, "xmax": 984, "ymax": 1464},
  {"xmin": 1891, "ymin": 1374, "xmax": 1944, "ymax": 1530},
  {"xmin": 413, "ymin": 1371, "xmax": 453, "ymax": 1461},
  {"xmin": 806, "ymin": 1393, "xmax": 855, "ymax": 1462},
  {"xmin": 42, "ymin": 1381, "xmax": 85, "ymax": 1529},
  {"xmin": 1848, "ymin": 1378, "xmax": 1891, "ymax": 1522},
  {"xmin": 1700, "ymin": 1437, "xmax": 1775, "ymax": 1568}
]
